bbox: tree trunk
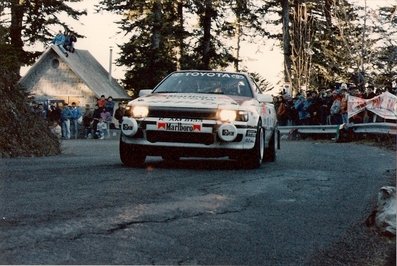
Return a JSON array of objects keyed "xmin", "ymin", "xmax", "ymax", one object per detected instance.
[
  {"xmin": 152, "ymin": 0, "xmax": 162, "ymax": 50},
  {"xmin": 176, "ymin": 1, "xmax": 184, "ymax": 70},
  {"xmin": 10, "ymin": 0, "xmax": 24, "ymax": 74},
  {"xmin": 281, "ymin": 0, "xmax": 292, "ymax": 85},
  {"xmin": 234, "ymin": 21, "xmax": 241, "ymax": 72},
  {"xmin": 234, "ymin": 1, "xmax": 242, "ymax": 72},
  {"xmin": 201, "ymin": 0, "xmax": 212, "ymax": 69}
]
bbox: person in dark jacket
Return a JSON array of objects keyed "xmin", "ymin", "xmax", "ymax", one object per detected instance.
[
  {"xmin": 48, "ymin": 103, "xmax": 61, "ymax": 124},
  {"xmin": 82, "ymin": 104, "xmax": 93, "ymax": 138},
  {"xmin": 63, "ymin": 31, "xmax": 77, "ymax": 52},
  {"xmin": 91, "ymin": 105, "xmax": 102, "ymax": 139},
  {"xmin": 114, "ymin": 102, "xmax": 125, "ymax": 128}
]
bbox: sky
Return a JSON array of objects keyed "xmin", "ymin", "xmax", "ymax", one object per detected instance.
[{"xmin": 22, "ymin": 0, "xmax": 394, "ymax": 90}]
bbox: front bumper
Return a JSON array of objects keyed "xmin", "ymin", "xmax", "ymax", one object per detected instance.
[{"xmin": 121, "ymin": 117, "xmax": 258, "ymax": 157}]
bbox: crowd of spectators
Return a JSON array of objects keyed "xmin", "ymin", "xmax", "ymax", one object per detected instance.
[
  {"xmin": 274, "ymin": 84, "xmax": 397, "ymax": 127},
  {"xmin": 31, "ymin": 95, "xmax": 126, "ymax": 140}
]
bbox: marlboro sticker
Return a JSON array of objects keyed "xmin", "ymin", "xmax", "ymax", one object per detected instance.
[{"xmin": 156, "ymin": 121, "xmax": 202, "ymax": 132}]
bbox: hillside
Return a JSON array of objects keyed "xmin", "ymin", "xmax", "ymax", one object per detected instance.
[{"xmin": 0, "ymin": 69, "xmax": 60, "ymax": 158}]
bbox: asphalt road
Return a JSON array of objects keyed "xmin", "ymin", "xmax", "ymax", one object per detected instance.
[{"xmin": 0, "ymin": 139, "xmax": 395, "ymax": 265}]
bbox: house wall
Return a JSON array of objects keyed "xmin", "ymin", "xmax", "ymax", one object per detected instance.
[{"xmin": 25, "ymin": 54, "xmax": 98, "ymax": 108}]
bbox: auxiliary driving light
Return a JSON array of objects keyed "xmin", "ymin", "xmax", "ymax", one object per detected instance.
[
  {"xmin": 218, "ymin": 124, "xmax": 238, "ymax": 142},
  {"xmin": 121, "ymin": 117, "xmax": 138, "ymax": 136}
]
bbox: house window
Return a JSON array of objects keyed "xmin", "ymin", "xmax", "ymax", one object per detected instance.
[{"xmin": 51, "ymin": 58, "xmax": 59, "ymax": 68}]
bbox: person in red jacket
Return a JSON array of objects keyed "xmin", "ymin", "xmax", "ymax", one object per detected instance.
[{"xmin": 97, "ymin": 95, "xmax": 106, "ymax": 108}]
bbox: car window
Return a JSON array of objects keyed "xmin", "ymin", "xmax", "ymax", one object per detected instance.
[{"xmin": 154, "ymin": 72, "xmax": 253, "ymax": 97}]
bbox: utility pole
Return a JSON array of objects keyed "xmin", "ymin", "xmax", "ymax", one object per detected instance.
[{"xmin": 108, "ymin": 46, "xmax": 113, "ymax": 82}]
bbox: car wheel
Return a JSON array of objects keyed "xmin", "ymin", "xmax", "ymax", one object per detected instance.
[
  {"xmin": 264, "ymin": 129, "xmax": 276, "ymax": 162},
  {"xmin": 242, "ymin": 122, "xmax": 264, "ymax": 169},
  {"xmin": 119, "ymin": 138, "xmax": 146, "ymax": 167}
]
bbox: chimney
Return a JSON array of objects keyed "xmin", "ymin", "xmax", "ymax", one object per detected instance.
[{"xmin": 108, "ymin": 46, "xmax": 113, "ymax": 82}]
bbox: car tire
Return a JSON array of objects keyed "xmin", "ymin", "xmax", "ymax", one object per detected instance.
[
  {"xmin": 264, "ymin": 129, "xmax": 277, "ymax": 162},
  {"xmin": 119, "ymin": 138, "xmax": 146, "ymax": 167},
  {"xmin": 242, "ymin": 122, "xmax": 264, "ymax": 169}
]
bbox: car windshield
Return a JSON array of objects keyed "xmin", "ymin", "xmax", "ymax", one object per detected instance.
[{"xmin": 153, "ymin": 72, "xmax": 253, "ymax": 97}]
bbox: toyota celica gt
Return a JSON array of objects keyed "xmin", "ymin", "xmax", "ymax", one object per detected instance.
[{"xmin": 120, "ymin": 70, "xmax": 279, "ymax": 168}]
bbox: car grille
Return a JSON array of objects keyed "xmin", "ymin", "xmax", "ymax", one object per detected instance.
[
  {"xmin": 146, "ymin": 131, "xmax": 215, "ymax": 145},
  {"xmin": 148, "ymin": 107, "xmax": 217, "ymax": 119}
]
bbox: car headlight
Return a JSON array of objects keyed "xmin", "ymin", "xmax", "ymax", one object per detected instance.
[
  {"xmin": 218, "ymin": 109, "xmax": 237, "ymax": 122},
  {"xmin": 132, "ymin": 106, "xmax": 149, "ymax": 118}
]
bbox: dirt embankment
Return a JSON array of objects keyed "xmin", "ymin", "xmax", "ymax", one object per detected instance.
[{"xmin": 0, "ymin": 69, "xmax": 60, "ymax": 158}]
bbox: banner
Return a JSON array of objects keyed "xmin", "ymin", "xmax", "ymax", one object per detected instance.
[{"xmin": 348, "ymin": 92, "xmax": 397, "ymax": 120}]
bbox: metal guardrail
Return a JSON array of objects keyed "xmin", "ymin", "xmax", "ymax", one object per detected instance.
[
  {"xmin": 278, "ymin": 125, "xmax": 338, "ymax": 135},
  {"xmin": 348, "ymin": 122, "xmax": 397, "ymax": 135},
  {"xmin": 278, "ymin": 122, "xmax": 397, "ymax": 137}
]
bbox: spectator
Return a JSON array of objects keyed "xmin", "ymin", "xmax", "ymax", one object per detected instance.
[
  {"xmin": 64, "ymin": 31, "xmax": 77, "ymax": 53},
  {"xmin": 91, "ymin": 105, "xmax": 102, "ymax": 139},
  {"xmin": 340, "ymin": 88, "xmax": 349, "ymax": 124},
  {"xmin": 35, "ymin": 103, "xmax": 47, "ymax": 119},
  {"xmin": 276, "ymin": 96, "xmax": 288, "ymax": 126},
  {"xmin": 330, "ymin": 92, "xmax": 343, "ymax": 125},
  {"xmin": 47, "ymin": 103, "xmax": 61, "ymax": 124},
  {"xmin": 114, "ymin": 102, "xmax": 126, "ymax": 128},
  {"xmin": 82, "ymin": 104, "xmax": 93, "ymax": 138},
  {"xmin": 364, "ymin": 85, "xmax": 376, "ymax": 99},
  {"xmin": 61, "ymin": 103, "xmax": 72, "ymax": 139},
  {"xmin": 97, "ymin": 95, "xmax": 106, "ymax": 108},
  {"xmin": 100, "ymin": 107, "xmax": 112, "ymax": 138},
  {"xmin": 319, "ymin": 89, "xmax": 333, "ymax": 125},
  {"xmin": 286, "ymin": 96, "xmax": 298, "ymax": 125},
  {"xmin": 363, "ymin": 85, "xmax": 376, "ymax": 123},
  {"xmin": 70, "ymin": 102, "xmax": 82, "ymax": 139},
  {"xmin": 49, "ymin": 121, "xmax": 62, "ymax": 139},
  {"xmin": 96, "ymin": 118, "xmax": 108, "ymax": 140},
  {"xmin": 294, "ymin": 94, "xmax": 311, "ymax": 125},
  {"xmin": 308, "ymin": 91, "xmax": 321, "ymax": 125},
  {"xmin": 105, "ymin": 96, "xmax": 115, "ymax": 116},
  {"xmin": 52, "ymin": 30, "xmax": 68, "ymax": 57}
]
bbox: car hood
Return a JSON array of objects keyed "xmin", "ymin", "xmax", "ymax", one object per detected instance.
[{"xmin": 132, "ymin": 93, "xmax": 254, "ymax": 109}]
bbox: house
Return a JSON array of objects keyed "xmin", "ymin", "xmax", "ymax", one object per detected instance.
[{"xmin": 18, "ymin": 45, "xmax": 131, "ymax": 109}]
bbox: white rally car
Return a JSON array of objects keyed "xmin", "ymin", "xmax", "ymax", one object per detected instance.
[{"xmin": 120, "ymin": 70, "xmax": 279, "ymax": 168}]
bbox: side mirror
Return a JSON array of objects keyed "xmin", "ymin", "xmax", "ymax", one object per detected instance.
[{"xmin": 139, "ymin": 89, "xmax": 153, "ymax": 97}]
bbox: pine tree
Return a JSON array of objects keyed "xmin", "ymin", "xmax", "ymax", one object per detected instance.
[
  {"xmin": 99, "ymin": 0, "xmax": 236, "ymax": 94},
  {"xmin": 0, "ymin": 0, "xmax": 86, "ymax": 75},
  {"xmin": 310, "ymin": 0, "xmax": 366, "ymax": 89},
  {"xmin": 98, "ymin": 0, "xmax": 178, "ymax": 95},
  {"xmin": 185, "ymin": 0, "xmax": 235, "ymax": 70}
]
